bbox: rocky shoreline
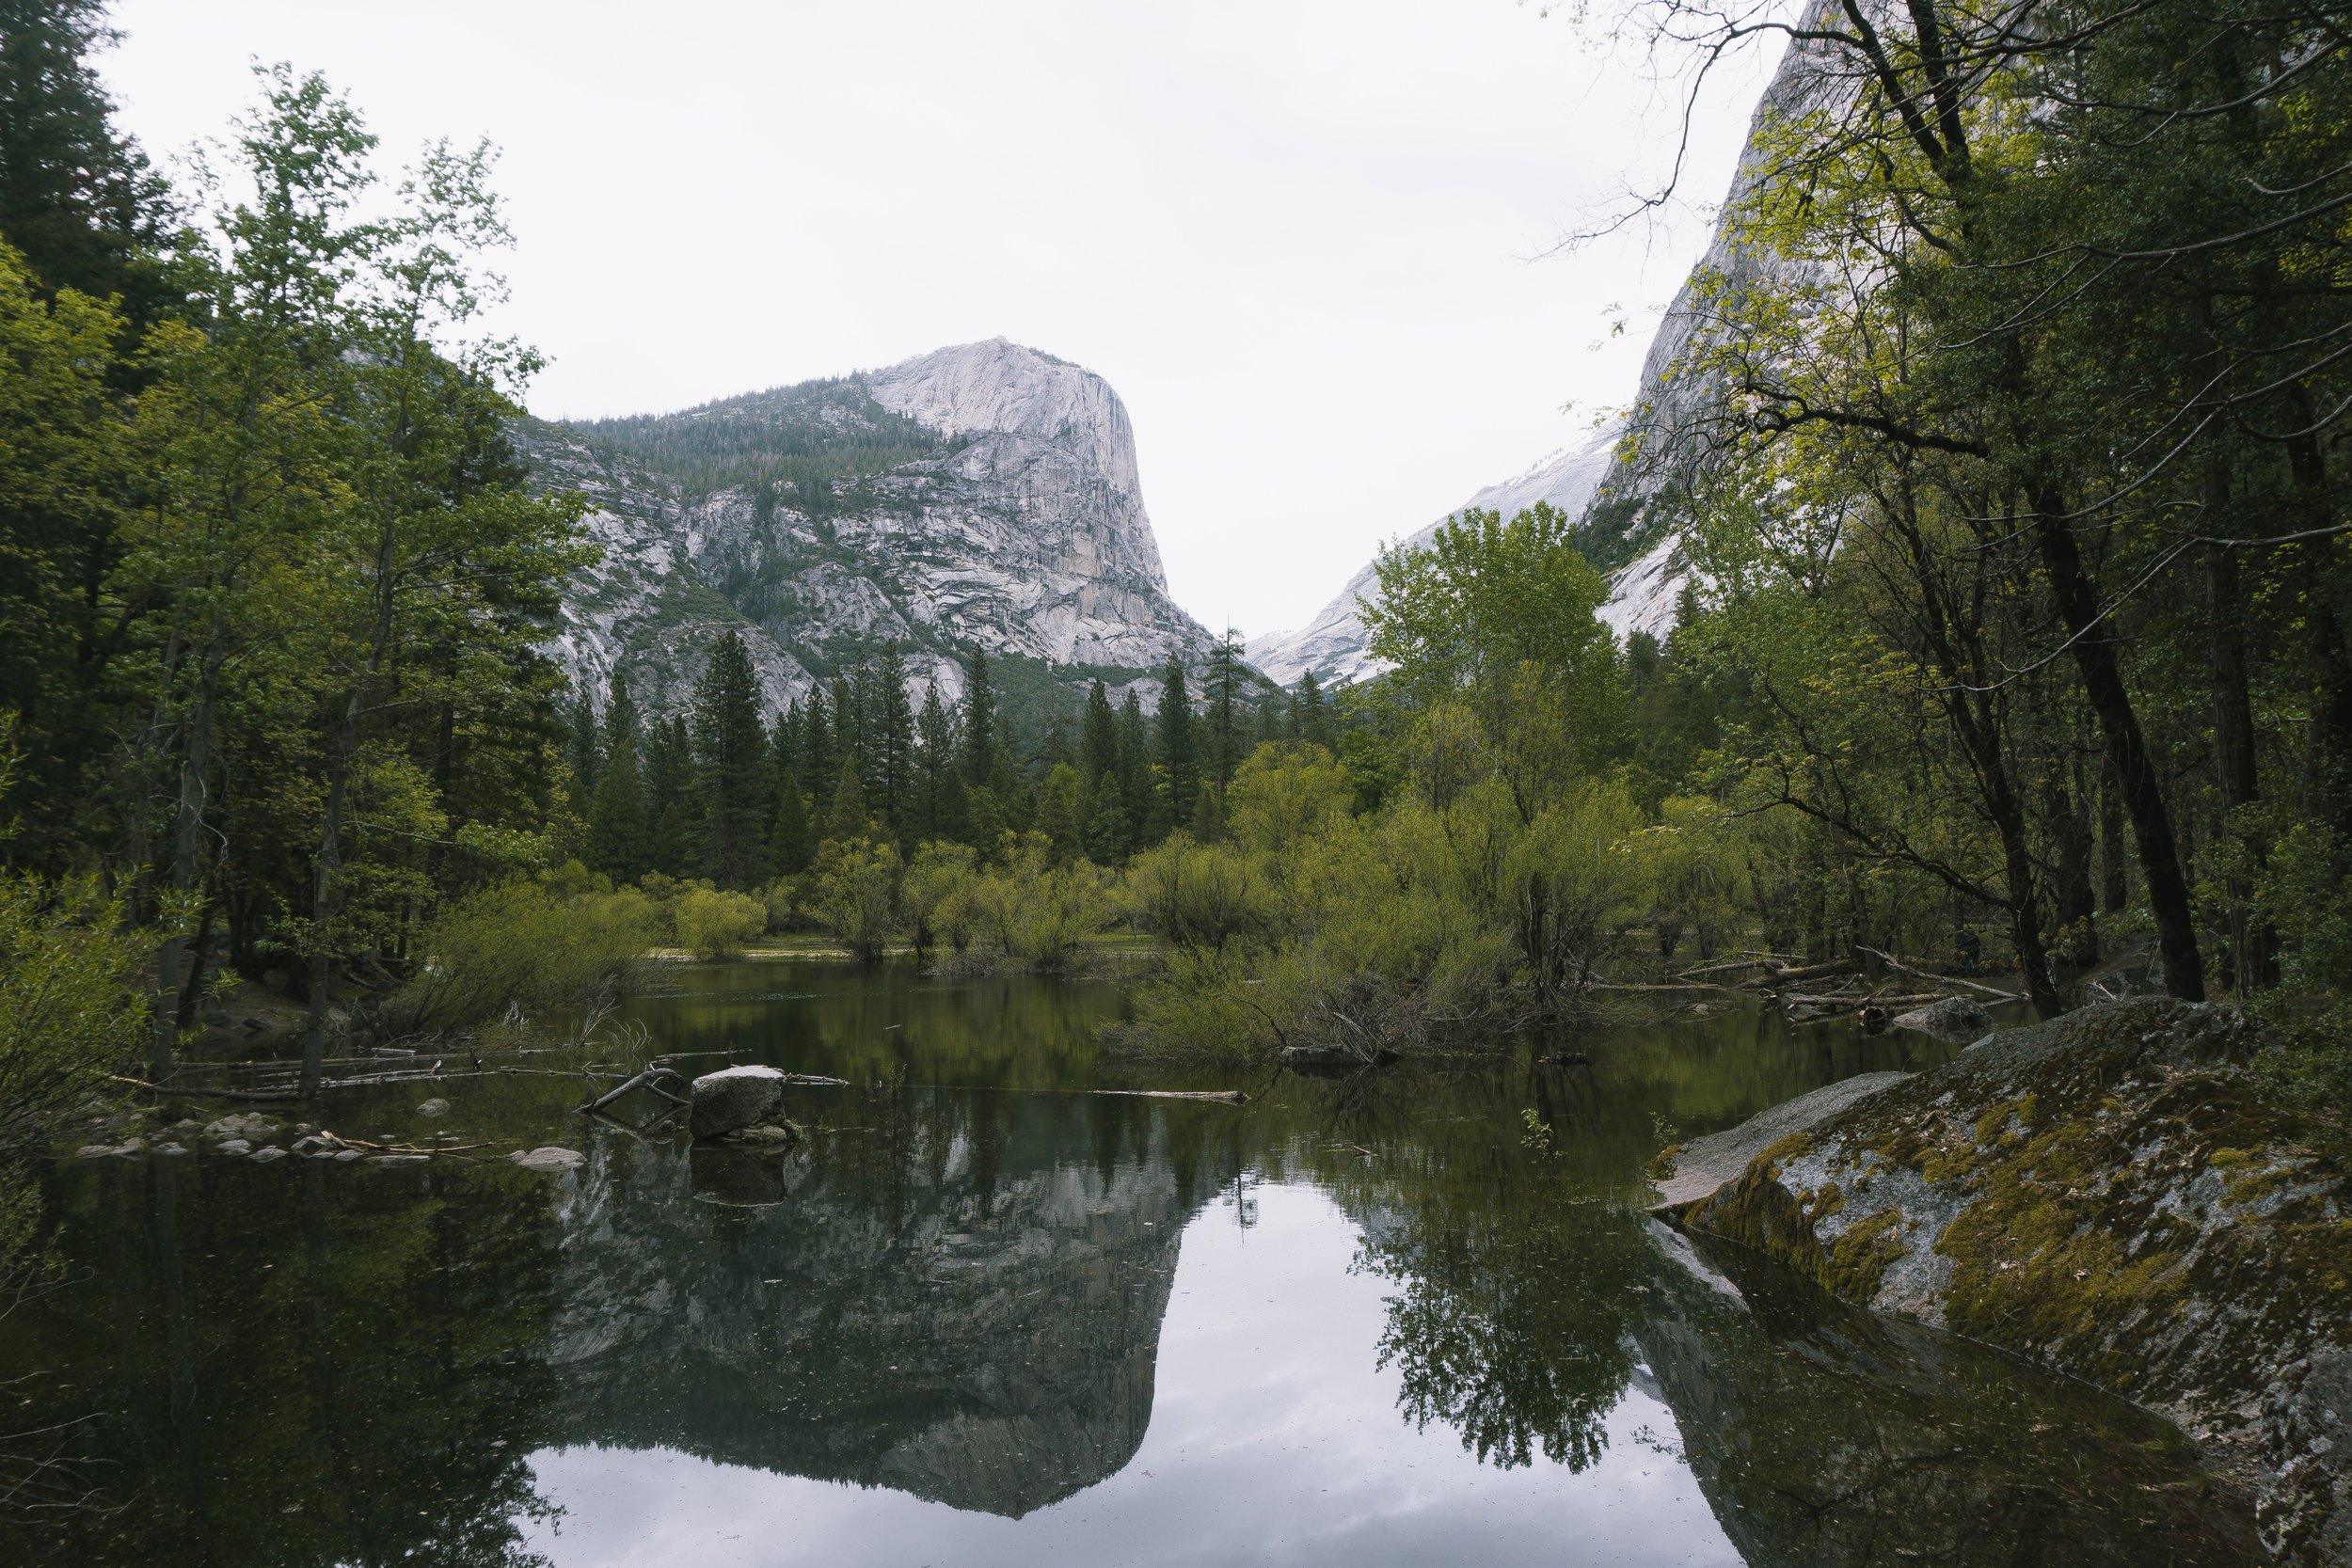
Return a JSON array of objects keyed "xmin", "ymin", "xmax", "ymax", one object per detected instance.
[{"xmin": 1660, "ymin": 999, "xmax": 2352, "ymax": 1565}]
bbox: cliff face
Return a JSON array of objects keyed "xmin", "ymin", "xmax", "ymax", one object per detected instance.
[
  {"xmin": 531, "ymin": 339, "xmax": 1216, "ymax": 718},
  {"xmin": 1250, "ymin": 6, "xmax": 1846, "ymax": 686}
]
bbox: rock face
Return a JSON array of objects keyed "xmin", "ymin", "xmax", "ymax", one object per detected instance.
[
  {"xmin": 528, "ymin": 339, "xmax": 1216, "ymax": 721},
  {"xmin": 1677, "ymin": 1000, "xmax": 2352, "ymax": 1565},
  {"xmin": 1249, "ymin": 6, "xmax": 1846, "ymax": 686},
  {"xmin": 688, "ymin": 1065, "xmax": 789, "ymax": 1140}
]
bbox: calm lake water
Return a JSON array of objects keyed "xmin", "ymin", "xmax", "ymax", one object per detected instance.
[{"xmin": 2, "ymin": 959, "xmax": 2258, "ymax": 1566}]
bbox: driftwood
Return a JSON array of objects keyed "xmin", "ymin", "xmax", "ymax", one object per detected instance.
[
  {"xmin": 1092, "ymin": 1088, "xmax": 1248, "ymax": 1104},
  {"xmin": 107, "ymin": 1074, "xmax": 295, "ymax": 1103},
  {"xmin": 1764, "ymin": 958, "xmax": 1860, "ymax": 985},
  {"xmin": 1855, "ymin": 946, "xmax": 2026, "ymax": 1003},
  {"xmin": 575, "ymin": 1066, "xmax": 687, "ymax": 1117},
  {"xmin": 1673, "ymin": 958, "xmax": 1775, "ymax": 981}
]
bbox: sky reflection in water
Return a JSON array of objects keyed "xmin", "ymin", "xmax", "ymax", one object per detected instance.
[{"xmin": 0, "ymin": 959, "xmax": 2260, "ymax": 1567}]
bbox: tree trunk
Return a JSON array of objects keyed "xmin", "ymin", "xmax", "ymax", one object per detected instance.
[
  {"xmin": 152, "ymin": 646, "xmax": 224, "ymax": 1078},
  {"xmin": 2028, "ymin": 497, "xmax": 2204, "ymax": 1000},
  {"xmin": 2205, "ymin": 544, "xmax": 2278, "ymax": 990},
  {"xmin": 2099, "ymin": 755, "xmax": 2130, "ymax": 912}
]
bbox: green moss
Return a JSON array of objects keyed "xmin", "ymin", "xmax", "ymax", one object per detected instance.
[{"xmin": 1820, "ymin": 1208, "xmax": 1904, "ymax": 1301}]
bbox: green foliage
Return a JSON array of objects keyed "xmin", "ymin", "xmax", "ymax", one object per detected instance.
[
  {"xmin": 810, "ymin": 836, "xmax": 902, "ymax": 963},
  {"xmin": 956, "ymin": 832, "xmax": 1111, "ymax": 974},
  {"xmin": 390, "ymin": 874, "xmax": 655, "ymax": 1035},
  {"xmin": 0, "ymin": 871, "xmax": 143, "ymax": 1150},
  {"xmin": 672, "ymin": 886, "xmax": 767, "ymax": 960}
]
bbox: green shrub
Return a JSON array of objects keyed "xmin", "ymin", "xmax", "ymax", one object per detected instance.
[
  {"xmin": 0, "ymin": 875, "xmax": 145, "ymax": 1151},
  {"xmin": 674, "ymin": 887, "xmax": 767, "ymax": 958},
  {"xmin": 811, "ymin": 837, "xmax": 902, "ymax": 962},
  {"xmin": 391, "ymin": 878, "xmax": 656, "ymax": 1034}
]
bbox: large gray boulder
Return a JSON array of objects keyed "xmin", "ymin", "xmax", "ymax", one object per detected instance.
[{"xmin": 690, "ymin": 1065, "xmax": 788, "ymax": 1140}]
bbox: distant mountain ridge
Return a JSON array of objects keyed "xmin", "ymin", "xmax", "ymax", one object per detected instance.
[
  {"xmin": 528, "ymin": 338, "xmax": 1216, "ymax": 718},
  {"xmin": 1249, "ymin": 16, "xmax": 1842, "ymax": 687}
]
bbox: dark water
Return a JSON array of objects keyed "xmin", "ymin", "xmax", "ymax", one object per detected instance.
[{"xmin": 1, "ymin": 960, "xmax": 2257, "ymax": 1566}]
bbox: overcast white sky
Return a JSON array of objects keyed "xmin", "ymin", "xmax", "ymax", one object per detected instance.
[{"xmin": 99, "ymin": 1, "xmax": 1781, "ymax": 639}]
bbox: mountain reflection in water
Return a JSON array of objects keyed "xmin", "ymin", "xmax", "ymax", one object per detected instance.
[{"xmin": 0, "ymin": 960, "xmax": 2259, "ymax": 1567}]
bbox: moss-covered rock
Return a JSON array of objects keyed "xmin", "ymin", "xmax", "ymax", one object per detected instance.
[{"xmin": 1678, "ymin": 998, "xmax": 2352, "ymax": 1566}]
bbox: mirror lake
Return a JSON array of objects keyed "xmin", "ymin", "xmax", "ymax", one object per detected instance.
[{"xmin": 0, "ymin": 958, "xmax": 2260, "ymax": 1567}]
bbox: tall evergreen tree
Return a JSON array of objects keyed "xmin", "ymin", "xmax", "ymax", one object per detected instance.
[
  {"xmin": 1206, "ymin": 629, "xmax": 1245, "ymax": 790},
  {"xmin": 603, "ymin": 669, "xmax": 642, "ymax": 762},
  {"xmin": 1085, "ymin": 769, "xmax": 1128, "ymax": 863},
  {"xmin": 961, "ymin": 643, "xmax": 997, "ymax": 785},
  {"xmin": 914, "ymin": 679, "xmax": 966, "ymax": 843},
  {"xmin": 1117, "ymin": 689, "xmax": 1152, "ymax": 851},
  {"xmin": 827, "ymin": 751, "xmax": 869, "ymax": 842},
  {"xmin": 770, "ymin": 699, "xmax": 803, "ymax": 793},
  {"xmin": 1152, "ymin": 656, "xmax": 1198, "ymax": 835},
  {"xmin": 769, "ymin": 769, "xmax": 812, "ymax": 878},
  {"xmin": 1291, "ymin": 670, "xmax": 1334, "ymax": 752},
  {"xmin": 1082, "ymin": 678, "xmax": 1118, "ymax": 784},
  {"xmin": 691, "ymin": 631, "xmax": 770, "ymax": 887},
  {"xmin": 803, "ymin": 684, "xmax": 834, "ymax": 813},
  {"xmin": 564, "ymin": 691, "xmax": 603, "ymax": 797},
  {"xmin": 875, "ymin": 643, "xmax": 915, "ymax": 831},
  {"xmin": 584, "ymin": 734, "xmax": 648, "ymax": 883},
  {"xmin": 0, "ymin": 0, "xmax": 167, "ymax": 310}
]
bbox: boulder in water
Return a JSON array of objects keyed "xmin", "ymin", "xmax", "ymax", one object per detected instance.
[
  {"xmin": 1890, "ymin": 995, "xmax": 1994, "ymax": 1043},
  {"xmin": 690, "ymin": 1065, "xmax": 790, "ymax": 1139},
  {"xmin": 510, "ymin": 1146, "xmax": 585, "ymax": 1172}
]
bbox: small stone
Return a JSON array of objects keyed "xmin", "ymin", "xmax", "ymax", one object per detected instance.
[
  {"xmin": 509, "ymin": 1146, "xmax": 585, "ymax": 1172},
  {"xmin": 333, "ymin": 1149, "xmax": 363, "ymax": 1163},
  {"xmin": 723, "ymin": 1122, "xmax": 799, "ymax": 1147},
  {"xmin": 414, "ymin": 1098, "xmax": 451, "ymax": 1118},
  {"xmin": 73, "ymin": 1145, "xmax": 114, "ymax": 1159},
  {"xmin": 155, "ymin": 1142, "xmax": 188, "ymax": 1157},
  {"xmin": 248, "ymin": 1146, "xmax": 288, "ymax": 1164},
  {"xmin": 215, "ymin": 1138, "xmax": 251, "ymax": 1155},
  {"xmin": 363, "ymin": 1154, "xmax": 430, "ymax": 1168}
]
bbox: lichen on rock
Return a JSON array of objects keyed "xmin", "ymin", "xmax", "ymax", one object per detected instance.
[{"xmin": 1678, "ymin": 998, "xmax": 2352, "ymax": 1565}]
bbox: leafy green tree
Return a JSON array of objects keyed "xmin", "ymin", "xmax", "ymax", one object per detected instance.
[
  {"xmin": 691, "ymin": 632, "xmax": 770, "ymax": 887},
  {"xmin": 810, "ymin": 836, "xmax": 900, "ymax": 963}
]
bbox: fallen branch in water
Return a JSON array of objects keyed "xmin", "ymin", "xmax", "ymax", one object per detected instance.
[
  {"xmin": 1854, "ymin": 947, "xmax": 2025, "ymax": 1003},
  {"xmin": 1092, "ymin": 1089, "xmax": 1248, "ymax": 1104},
  {"xmin": 574, "ymin": 1066, "xmax": 686, "ymax": 1117},
  {"xmin": 106, "ymin": 1074, "xmax": 294, "ymax": 1103}
]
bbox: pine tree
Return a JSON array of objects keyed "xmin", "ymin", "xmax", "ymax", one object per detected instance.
[
  {"xmin": 1117, "ymin": 689, "xmax": 1152, "ymax": 852},
  {"xmin": 645, "ymin": 801, "xmax": 690, "ymax": 879},
  {"xmin": 1152, "ymin": 657, "xmax": 1198, "ymax": 836},
  {"xmin": 961, "ymin": 643, "xmax": 997, "ymax": 785},
  {"xmin": 1085, "ymin": 768, "xmax": 1128, "ymax": 863},
  {"xmin": 770, "ymin": 699, "xmax": 803, "ymax": 791},
  {"xmin": 0, "ymin": 0, "xmax": 167, "ymax": 311},
  {"xmin": 769, "ymin": 768, "xmax": 812, "ymax": 877},
  {"xmin": 584, "ymin": 734, "xmax": 649, "ymax": 882},
  {"xmin": 603, "ymin": 669, "xmax": 641, "ymax": 762},
  {"xmin": 564, "ymin": 690, "xmax": 603, "ymax": 797},
  {"xmin": 876, "ymin": 642, "xmax": 914, "ymax": 831},
  {"xmin": 1291, "ymin": 670, "xmax": 1334, "ymax": 751},
  {"xmin": 1082, "ymin": 678, "xmax": 1118, "ymax": 784},
  {"xmin": 914, "ymin": 679, "xmax": 966, "ymax": 842},
  {"xmin": 827, "ymin": 751, "xmax": 869, "ymax": 842},
  {"xmin": 644, "ymin": 713, "xmax": 691, "ymax": 818},
  {"xmin": 803, "ymin": 685, "xmax": 834, "ymax": 813},
  {"xmin": 691, "ymin": 631, "xmax": 771, "ymax": 887},
  {"xmin": 1206, "ymin": 628, "xmax": 1244, "ymax": 791}
]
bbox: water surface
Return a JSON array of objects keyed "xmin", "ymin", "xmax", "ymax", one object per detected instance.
[{"xmin": 1, "ymin": 960, "xmax": 2256, "ymax": 1565}]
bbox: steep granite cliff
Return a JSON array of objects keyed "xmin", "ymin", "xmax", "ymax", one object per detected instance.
[{"xmin": 531, "ymin": 339, "xmax": 1216, "ymax": 717}]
